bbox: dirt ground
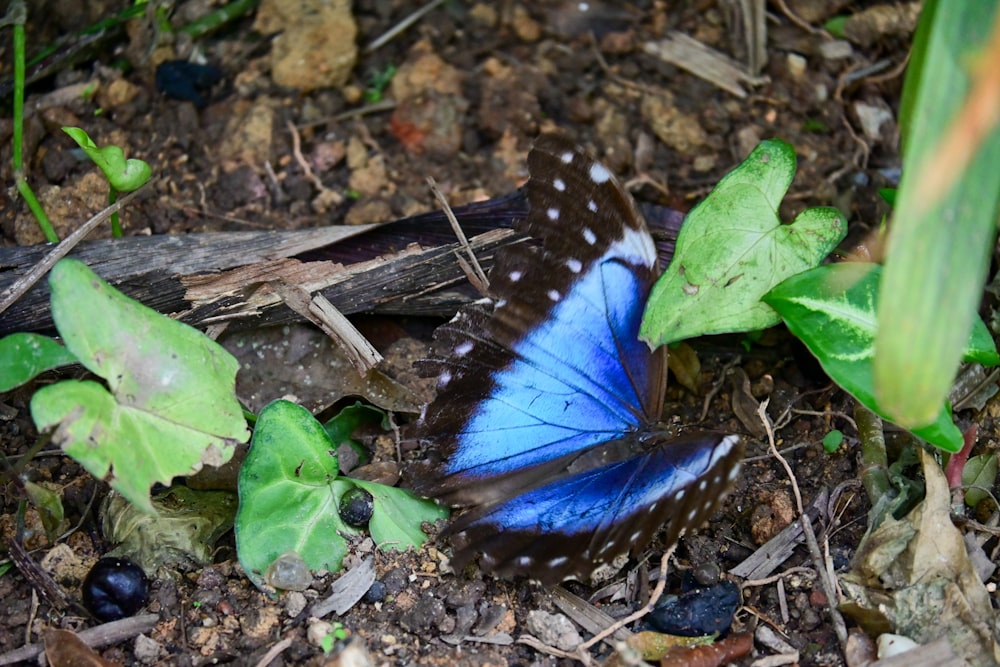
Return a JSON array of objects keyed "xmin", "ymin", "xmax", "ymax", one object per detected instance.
[{"xmin": 0, "ymin": 1, "xmax": 966, "ymax": 665}]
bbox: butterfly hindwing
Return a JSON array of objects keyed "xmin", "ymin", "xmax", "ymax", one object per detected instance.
[{"xmin": 447, "ymin": 434, "xmax": 743, "ymax": 585}]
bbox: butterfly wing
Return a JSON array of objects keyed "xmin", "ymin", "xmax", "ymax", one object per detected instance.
[
  {"xmin": 448, "ymin": 434, "xmax": 743, "ymax": 585},
  {"xmin": 413, "ymin": 134, "xmax": 665, "ymax": 506}
]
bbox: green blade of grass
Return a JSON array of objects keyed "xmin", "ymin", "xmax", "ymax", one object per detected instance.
[{"xmin": 874, "ymin": 0, "xmax": 1000, "ymax": 427}]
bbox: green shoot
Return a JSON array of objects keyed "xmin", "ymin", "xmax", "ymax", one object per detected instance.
[
  {"xmin": 5, "ymin": 0, "xmax": 57, "ymax": 242},
  {"xmin": 62, "ymin": 127, "xmax": 152, "ymax": 237},
  {"xmin": 364, "ymin": 65, "xmax": 397, "ymax": 104}
]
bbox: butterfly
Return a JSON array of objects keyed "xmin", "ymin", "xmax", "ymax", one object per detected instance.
[{"xmin": 411, "ymin": 134, "xmax": 743, "ymax": 585}]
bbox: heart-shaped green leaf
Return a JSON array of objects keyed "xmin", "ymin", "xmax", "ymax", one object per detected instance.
[
  {"xmin": 236, "ymin": 400, "xmax": 447, "ymax": 591},
  {"xmin": 63, "ymin": 126, "xmax": 152, "ymax": 192},
  {"xmin": 641, "ymin": 139, "xmax": 847, "ymax": 347},
  {"xmin": 30, "ymin": 259, "xmax": 248, "ymax": 513}
]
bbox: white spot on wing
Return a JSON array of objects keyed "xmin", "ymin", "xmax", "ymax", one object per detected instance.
[
  {"xmin": 438, "ymin": 371, "xmax": 452, "ymax": 388},
  {"xmin": 553, "ymin": 178, "xmax": 566, "ymax": 192},
  {"xmin": 559, "ymin": 150, "xmax": 573, "ymax": 164},
  {"xmin": 548, "ymin": 289, "xmax": 561, "ymax": 302},
  {"xmin": 589, "ymin": 162, "xmax": 611, "ymax": 184},
  {"xmin": 547, "ymin": 207, "xmax": 559, "ymax": 221},
  {"xmin": 454, "ymin": 341, "xmax": 474, "ymax": 357},
  {"xmin": 587, "ymin": 199, "xmax": 598, "ymax": 213},
  {"xmin": 566, "ymin": 258, "xmax": 582, "ymax": 273},
  {"xmin": 509, "ymin": 270, "xmax": 522, "ymax": 282},
  {"xmin": 582, "ymin": 227, "xmax": 597, "ymax": 245}
]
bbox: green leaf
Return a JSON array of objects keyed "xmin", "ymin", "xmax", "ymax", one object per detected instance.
[
  {"xmin": 875, "ymin": 0, "xmax": 1000, "ymax": 427},
  {"xmin": 23, "ymin": 480, "xmax": 64, "ymax": 543},
  {"xmin": 236, "ymin": 400, "xmax": 447, "ymax": 591},
  {"xmin": 236, "ymin": 400, "xmax": 351, "ymax": 590},
  {"xmin": 0, "ymin": 333, "xmax": 79, "ymax": 391},
  {"xmin": 62, "ymin": 126, "xmax": 152, "ymax": 192},
  {"xmin": 962, "ymin": 454, "xmax": 998, "ymax": 508},
  {"xmin": 324, "ymin": 401, "xmax": 387, "ymax": 461},
  {"xmin": 30, "ymin": 259, "xmax": 247, "ymax": 513},
  {"xmin": 641, "ymin": 139, "xmax": 847, "ymax": 347},
  {"xmin": 822, "ymin": 430, "xmax": 844, "ymax": 453},
  {"xmin": 763, "ymin": 262, "xmax": 998, "ymax": 452}
]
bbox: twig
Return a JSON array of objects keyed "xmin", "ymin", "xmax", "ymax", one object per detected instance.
[
  {"xmin": 0, "ymin": 614, "xmax": 159, "ymax": 665},
  {"xmin": 252, "ymin": 637, "xmax": 293, "ymax": 667},
  {"xmin": 286, "ymin": 120, "xmax": 343, "ymax": 206},
  {"xmin": 0, "ymin": 185, "xmax": 148, "ymax": 316},
  {"xmin": 771, "ymin": 0, "xmax": 825, "ymax": 35},
  {"xmin": 427, "ymin": 177, "xmax": 490, "ymax": 295},
  {"xmin": 365, "ymin": 0, "xmax": 447, "ymax": 53},
  {"xmin": 579, "ymin": 539, "xmax": 681, "ymax": 650},
  {"xmin": 755, "ymin": 400, "xmax": 849, "ymax": 651}
]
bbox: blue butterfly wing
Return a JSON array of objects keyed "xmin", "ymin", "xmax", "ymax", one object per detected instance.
[
  {"xmin": 413, "ymin": 135, "xmax": 664, "ymax": 505},
  {"xmin": 411, "ymin": 134, "xmax": 743, "ymax": 582},
  {"xmin": 448, "ymin": 434, "xmax": 743, "ymax": 585}
]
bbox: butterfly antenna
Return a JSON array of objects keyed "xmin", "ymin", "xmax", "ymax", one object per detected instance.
[{"xmin": 427, "ymin": 176, "xmax": 491, "ymax": 296}]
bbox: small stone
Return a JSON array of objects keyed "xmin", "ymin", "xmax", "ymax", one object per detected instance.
[
  {"xmin": 284, "ymin": 591, "xmax": 308, "ymax": 617},
  {"xmin": 853, "ymin": 101, "xmax": 894, "ymax": 142},
  {"xmin": 526, "ymin": 611, "xmax": 582, "ymax": 652},
  {"xmin": 786, "ymin": 53, "xmax": 807, "ymax": 78},
  {"xmin": 640, "ymin": 92, "xmax": 709, "ymax": 154},
  {"xmin": 254, "ymin": 0, "xmax": 357, "ymax": 91},
  {"xmin": 818, "ymin": 40, "xmax": 853, "ymax": 60},
  {"xmin": 264, "ymin": 552, "xmax": 313, "ymax": 591},
  {"xmin": 511, "ymin": 5, "xmax": 541, "ymax": 42},
  {"xmin": 307, "ymin": 620, "xmax": 333, "ymax": 647},
  {"xmin": 133, "ymin": 634, "xmax": 163, "ymax": 665},
  {"xmin": 469, "ymin": 3, "xmax": 497, "ymax": 27}
]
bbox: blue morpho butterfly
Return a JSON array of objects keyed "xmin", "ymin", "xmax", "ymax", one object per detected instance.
[{"xmin": 411, "ymin": 134, "xmax": 743, "ymax": 586}]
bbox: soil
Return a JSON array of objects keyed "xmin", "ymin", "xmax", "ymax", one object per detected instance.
[{"xmin": 0, "ymin": 1, "xmax": 963, "ymax": 666}]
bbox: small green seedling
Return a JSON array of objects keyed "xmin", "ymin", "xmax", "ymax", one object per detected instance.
[
  {"xmin": 822, "ymin": 430, "xmax": 844, "ymax": 454},
  {"xmin": 62, "ymin": 127, "xmax": 152, "ymax": 237},
  {"xmin": 364, "ymin": 65, "xmax": 396, "ymax": 104},
  {"xmin": 640, "ymin": 139, "xmax": 847, "ymax": 347},
  {"xmin": 1, "ymin": 258, "xmax": 249, "ymax": 513},
  {"xmin": 235, "ymin": 400, "xmax": 448, "ymax": 592}
]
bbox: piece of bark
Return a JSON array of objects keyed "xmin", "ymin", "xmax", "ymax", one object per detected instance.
[{"xmin": 0, "ymin": 192, "xmax": 684, "ymax": 335}]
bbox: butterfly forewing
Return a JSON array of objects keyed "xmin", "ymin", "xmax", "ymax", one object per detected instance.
[{"xmin": 413, "ymin": 135, "xmax": 665, "ymax": 504}]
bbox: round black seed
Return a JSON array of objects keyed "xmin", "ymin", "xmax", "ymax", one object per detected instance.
[
  {"xmin": 82, "ymin": 557, "xmax": 150, "ymax": 622},
  {"xmin": 339, "ymin": 487, "xmax": 374, "ymax": 528}
]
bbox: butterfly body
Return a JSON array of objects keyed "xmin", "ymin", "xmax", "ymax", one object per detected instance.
[{"xmin": 412, "ymin": 135, "xmax": 742, "ymax": 585}]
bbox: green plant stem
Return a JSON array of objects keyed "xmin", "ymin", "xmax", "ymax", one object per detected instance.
[
  {"xmin": 108, "ymin": 187, "xmax": 122, "ymax": 237},
  {"xmin": 855, "ymin": 403, "xmax": 891, "ymax": 504},
  {"xmin": 181, "ymin": 0, "xmax": 259, "ymax": 39},
  {"xmin": 10, "ymin": 1, "xmax": 58, "ymax": 243}
]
